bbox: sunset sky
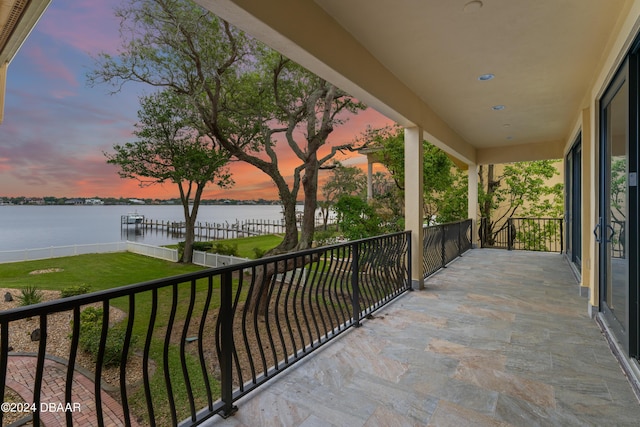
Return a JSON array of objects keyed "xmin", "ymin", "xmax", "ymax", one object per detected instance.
[{"xmin": 0, "ymin": 0, "xmax": 392, "ymax": 200}]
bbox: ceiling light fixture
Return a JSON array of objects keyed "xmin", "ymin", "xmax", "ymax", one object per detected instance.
[
  {"xmin": 463, "ymin": 1, "xmax": 483, "ymax": 13},
  {"xmin": 492, "ymin": 105, "xmax": 505, "ymax": 111},
  {"xmin": 478, "ymin": 73, "xmax": 494, "ymax": 81}
]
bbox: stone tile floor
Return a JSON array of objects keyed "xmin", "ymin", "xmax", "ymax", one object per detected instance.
[{"xmin": 204, "ymin": 249, "xmax": 640, "ymax": 426}]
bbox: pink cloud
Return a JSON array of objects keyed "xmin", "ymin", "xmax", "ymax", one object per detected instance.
[
  {"xmin": 36, "ymin": 1, "xmax": 122, "ymax": 55},
  {"xmin": 25, "ymin": 45, "xmax": 78, "ymax": 88}
]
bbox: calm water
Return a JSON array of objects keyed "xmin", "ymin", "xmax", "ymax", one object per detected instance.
[{"xmin": 0, "ymin": 204, "xmax": 285, "ymax": 251}]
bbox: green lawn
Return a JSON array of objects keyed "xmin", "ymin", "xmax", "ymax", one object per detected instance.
[
  {"xmin": 0, "ymin": 252, "xmax": 204, "ymax": 292},
  {"xmin": 219, "ymin": 234, "xmax": 283, "ymax": 258}
]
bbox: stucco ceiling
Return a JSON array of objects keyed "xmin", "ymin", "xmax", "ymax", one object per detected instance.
[
  {"xmin": 313, "ymin": 0, "xmax": 626, "ymax": 149},
  {"xmin": 198, "ymin": 0, "xmax": 632, "ymax": 163}
]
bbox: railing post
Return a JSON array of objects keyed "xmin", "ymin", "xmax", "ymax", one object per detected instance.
[
  {"xmin": 220, "ymin": 271, "xmax": 238, "ymax": 418},
  {"xmin": 441, "ymin": 224, "xmax": 446, "ymax": 268},
  {"xmin": 351, "ymin": 243, "xmax": 361, "ymax": 327},
  {"xmin": 507, "ymin": 218, "xmax": 513, "ymax": 251},
  {"xmin": 457, "ymin": 221, "xmax": 462, "ymax": 257},
  {"xmin": 559, "ymin": 218, "xmax": 564, "ymax": 254},
  {"xmin": 406, "ymin": 232, "xmax": 413, "ymax": 291}
]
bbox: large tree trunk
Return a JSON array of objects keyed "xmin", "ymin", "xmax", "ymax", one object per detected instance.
[
  {"xmin": 277, "ymin": 191, "xmax": 299, "ymax": 253},
  {"xmin": 298, "ymin": 159, "xmax": 318, "ymax": 250},
  {"xmin": 179, "ymin": 183, "xmax": 204, "ymax": 263},
  {"xmin": 479, "ymin": 164, "xmax": 500, "ymax": 246},
  {"xmin": 249, "ymin": 253, "xmax": 320, "ymax": 315}
]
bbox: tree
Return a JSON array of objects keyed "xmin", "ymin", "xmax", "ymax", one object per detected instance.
[
  {"xmin": 89, "ymin": 0, "xmax": 366, "ymax": 315},
  {"xmin": 333, "ymin": 195, "xmax": 384, "ymax": 240},
  {"xmin": 104, "ymin": 90, "xmax": 232, "ymax": 262},
  {"xmin": 318, "ymin": 163, "xmax": 367, "ymax": 230},
  {"xmin": 360, "ymin": 125, "xmax": 467, "ymax": 224},
  {"xmin": 478, "ymin": 160, "xmax": 563, "ymax": 247},
  {"xmin": 88, "ymin": 0, "xmax": 365, "ymax": 255}
]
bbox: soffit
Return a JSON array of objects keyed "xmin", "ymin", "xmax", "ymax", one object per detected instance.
[{"xmin": 0, "ymin": 0, "xmax": 50, "ymax": 124}]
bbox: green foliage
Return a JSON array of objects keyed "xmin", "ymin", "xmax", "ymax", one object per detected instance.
[
  {"xmin": 61, "ymin": 284, "xmax": 91, "ymax": 298},
  {"xmin": 211, "ymin": 242, "xmax": 239, "ymax": 256},
  {"xmin": 334, "ymin": 196, "xmax": 385, "ymax": 240},
  {"xmin": 104, "ymin": 89, "xmax": 234, "ymax": 263},
  {"xmin": 18, "ymin": 284, "xmax": 43, "ymax": 306},
  {"xmin": 78, "ymin": 307, "xmax": 136, "ymax": 368},
  {"xmin": 359, "ymin": 125, "xmax": 467, "ymax": 224},
  {"xmin": 610, "ymin": 157, "xmax": 627, "ymax": 222},
  {"xmin": 192, "ymin": 241, "xmax": 214, "ymax": 252},
  {"xmin": 319, "ymin": 163, "xmax": 367, "ymax": 230},
  {"xmin": 252, "ymin": 247, "xmax": 267, "ymax": 258},
  {"xmin": 479, "ymin": 160, "xmax": 564, "ymax": 248},
  {"xmin": 515, "ymin": 219, "xmax": 562, "ymax": 251}
]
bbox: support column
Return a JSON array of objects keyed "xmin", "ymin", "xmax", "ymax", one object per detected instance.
[
  {"xmin": 467, "ymin": 163, "xmax": 478, "ymax": 247},
  {"xmin": 367, "ymin": 160, "xmax": 373, "ymax": 201},
  {"xmin": 404, "ymin": 127, "xmax": 424, "ymax": 289},
  {"xmin": 583, "ymin": 106, "xmax": 598, "ymax": 314}
]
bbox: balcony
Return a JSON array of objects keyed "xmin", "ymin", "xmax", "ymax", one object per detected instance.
[
  {"xmin": 1, "ymin": 222, "xmax": 638, "ymax": 426},
  {"xmin": 205, "ymin": 249, "xmax": 640, "ymax": 426}
]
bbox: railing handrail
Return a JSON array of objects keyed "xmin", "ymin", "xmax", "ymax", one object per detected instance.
[
  {"xmin": 0, "ymin": 230, "xmax": 411, "ymax": 425},
  {"xmin": 0, "ymin": 230, "xmax": 410, "ymax": 323},
  {"xmin": 479, "ymin": 217, "xmax": 563, "ymax": 253}
]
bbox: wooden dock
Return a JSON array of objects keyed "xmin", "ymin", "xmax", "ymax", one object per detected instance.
[{"xmin": 131, "ymin": 218, "xmax": 289, "ymax": 239}]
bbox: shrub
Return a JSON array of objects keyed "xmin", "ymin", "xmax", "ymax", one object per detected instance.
[
  {"xmin": 212, "ymin": 242, "xmax": 238, "ymax": 256},
  {"xmin": 18, "ymin": 285, "xmax": 43, "ymax": 306},
  {"xmin": 61, "ymin": 284, "xmax": 91, "ymax": 298},
  {"xmin": 252, "ymin": 247, "xmax": 267, "ymax": 259},
  {"xmin": 78, "ymin": 307, "xmax": 136, "ymax": 367},
  {"xmin": 192, "ymin": 241, "xmax": 213, "ymax": 251}
]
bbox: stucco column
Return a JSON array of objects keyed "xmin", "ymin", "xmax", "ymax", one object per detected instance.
[
  {"xmin": 404, "ymin": 126, "xmax": 424, "ymax": 289},
  {"xmin": 467, "ymin": 163, "xmax": 478, "ymax": 247}
]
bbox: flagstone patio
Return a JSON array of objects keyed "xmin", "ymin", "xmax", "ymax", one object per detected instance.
[{"xmin": 203, "ymin": 249, "xmax": 640, "ymax": 426}]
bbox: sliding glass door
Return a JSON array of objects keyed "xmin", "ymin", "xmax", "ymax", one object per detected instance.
[{"xmin": 599, "ymin": 54, "xmax": 639, "ymax": 358}]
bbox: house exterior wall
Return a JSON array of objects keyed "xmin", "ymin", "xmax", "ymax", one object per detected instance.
[{"xmin": 563, "ymin": 2, "xmax": 640, "ymax": 312}]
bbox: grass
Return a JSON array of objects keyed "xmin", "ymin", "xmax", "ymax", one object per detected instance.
[
  {"xmin": 167, "ymin": 234, "xmax": 283, "ymax": 259},
  {"xmin": 0, "ymin": 252, "xmax": 204, "ymax": 292},
  {"xmin": 221, "ymin": 234, "xmax": 283, "ymax": 258}
]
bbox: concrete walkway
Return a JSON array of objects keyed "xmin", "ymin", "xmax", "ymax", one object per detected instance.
[
  {"xmin": 206, "ymin": 249, "xmax": 640, "ymax": 426},
  {"xmin": 5, "ymin": 355, "xmax": 139, "ymax": 427}
]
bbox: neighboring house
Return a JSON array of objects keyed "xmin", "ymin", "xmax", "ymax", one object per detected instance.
[{"xmin": 85, "ymin": 198, "xmax": 104, "ymax": 205}]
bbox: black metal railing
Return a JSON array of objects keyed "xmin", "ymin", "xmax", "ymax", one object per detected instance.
[
  {"xmin": 0, "ymin": 231, "xmax": 410, "ymax": 426},
  {"xmin": 479, "ymin": 217, "xmax": 563, "ymax": 253},
  {"xmin": 422, "ymin": 219, "xmax": 473, "ymax": 279}
]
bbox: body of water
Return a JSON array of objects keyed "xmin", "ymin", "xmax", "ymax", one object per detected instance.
[{"xmin": 0, "ymin": 204, "xmax": 286, "ymax": 252}]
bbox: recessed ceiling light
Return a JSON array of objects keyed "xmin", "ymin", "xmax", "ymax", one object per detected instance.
[
  {"xmin": 478, "ymin": 73, "xmax": 494, "ymax": 81},
  {"xmin": 492, "ymin": 105, "xmax": 505, "ymax": 111},
  {"xmin": 463, "ymin": 1, "xmax": 483, "ymax": 13}
]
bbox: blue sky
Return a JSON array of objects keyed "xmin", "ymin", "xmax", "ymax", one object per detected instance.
[{"xmin": 0, "ymin": 0, "xmax": 390, "ymax": 199}]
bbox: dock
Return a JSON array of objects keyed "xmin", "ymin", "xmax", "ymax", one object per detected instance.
[{"xmin": 128, "ymin": 218, "xmax": 288, "ymax": 239}]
